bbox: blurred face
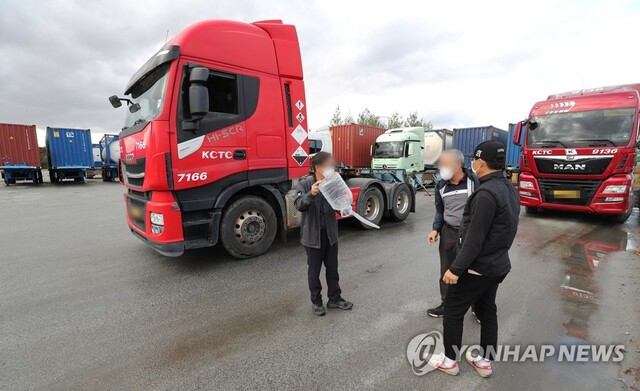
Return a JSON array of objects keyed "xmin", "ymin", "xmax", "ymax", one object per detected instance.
[
  {"xmin": 438, "ymin": 152, "xmax": 462, "ymax": 181},
  {"xmin": 315, "ymin": 158, "xmax": 337, "ymax": 178}
]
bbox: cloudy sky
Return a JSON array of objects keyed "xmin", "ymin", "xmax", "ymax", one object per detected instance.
[{"xmin": 1, "ymin": 0, "xmax": 639, "ymax": 145}]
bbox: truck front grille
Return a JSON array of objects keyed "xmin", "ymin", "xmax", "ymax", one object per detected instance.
[
  {"xmin": 123, "ymin": 157, "xmax": 145, "ymax": 187},
  {"xmin": 538, "ymin": 179, "xmax": 602, "ymax": 206}
]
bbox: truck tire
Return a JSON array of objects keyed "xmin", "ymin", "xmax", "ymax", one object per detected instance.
[
  {"xmin": 356, "ymin": 187, "xmax": 384, "ymax": 229},
  {"xmin": 611, "ymin": 193, "xmax": 634, "ymax": 224},
  {"xmin": 220, "ymin": 195, "xmax": 278, "ymax": 259},
  {"xmin": 389, "ymin": 184, "xmax": 412, "ymax": 222},
  {"xmin": 50, "ymin": 171, "xmax": 59, "ymax": 183},
  {"xmin": 103, "ymin": 170, "xmax": 111, "ymax": 182},
  {"xmin": 525, "ymin": 206, "xmax": 539, "ymax": 214}
]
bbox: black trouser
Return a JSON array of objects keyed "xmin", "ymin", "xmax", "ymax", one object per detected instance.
[
  {"xmin": 438, "ymin": 223, "xmax": 459, "ymax": 302},
  {"xmin": 305, "ymin": 229, "xmax": 341, "ymax": 305},
  {"xmin": 443, "ymin": 273, "xmax": 505, "ymax": 361}
]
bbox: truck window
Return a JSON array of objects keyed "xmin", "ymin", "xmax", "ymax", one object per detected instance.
[
  {"xmin": 206, "ymin": 72, "xmax": 238, "ymax": 115},
  {"xmin": 309, "ymin": 139, "xmax": 323, "ymax": 154}
]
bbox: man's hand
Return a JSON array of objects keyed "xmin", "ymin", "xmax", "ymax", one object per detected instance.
[
  {"xmin": 311, "ymin": 180, "xmax": 322, "ymax": 196},
  {"xmin": 442, "ymin": 269, "xmax": 459, "ymax": 285},
  {"xmin": 428, "ymin": 230, "xmax": 439, "ymax": 245}
]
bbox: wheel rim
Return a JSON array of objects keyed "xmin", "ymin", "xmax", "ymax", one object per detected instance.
[
  {"xmin": 234, "ymin": 210, "xmax": 266, "ymax": 245},
  {"xmin": 364, "ymin": 195, "xmax": 381, "ymax": 220},
  {"xmin": 396, "ymin": 190, "xmax": 409, "ymax": 214}
]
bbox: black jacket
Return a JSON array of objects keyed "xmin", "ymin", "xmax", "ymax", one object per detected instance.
[
  {"xmin": 432, "ymin": 169, "xmax": 480, "ymax": 232},
  {"xmin": 294, "ymin": 175, "xmax": 339, "ymax": 249},
  {"xmin": 449, "ymin": 171, "xmax": 520, "ymax": 277}
]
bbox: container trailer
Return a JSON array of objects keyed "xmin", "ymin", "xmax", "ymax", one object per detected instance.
[
  {"xmin": 99, "ymin": 134, "xmax": 120, "ymax": 182},
  {"xmin": 329, "ymin": 124, "xmax": 386, "ymax": 167},
  {"xmin": 514, "ymin": 83, "xmax": 640, "ymax": 222},
  {"xmin": 0, "ymin": 123, "xmax": 43, "ymax": 185},
  {"xmin": 45, "ymin": 127, "xmax": 93, "ymax": 183},
  {"xmin": 109, "ymin": 20, "xmax": 416, "ymax": 259},
  {"xmin": 452, "ymin": 126, "xmax": 508, "ymax": 167}
]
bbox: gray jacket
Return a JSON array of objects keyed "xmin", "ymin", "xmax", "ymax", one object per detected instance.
[{"xmin": 294, "ymin": 175, "xmax": 339, "ymax": 249}]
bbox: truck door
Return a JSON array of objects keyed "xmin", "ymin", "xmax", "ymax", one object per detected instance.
[{"xmin": 172, "ymin": 61, "xmax": 249, "ymax": 189}]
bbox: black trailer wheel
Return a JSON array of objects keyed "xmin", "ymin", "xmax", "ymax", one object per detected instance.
[
  {"xmin": 389, "ymin": 184, "xmax": 412, "ymax": 222},
  {"xmin": 220, "ymin": 195, "xmax": 278, "ymax": 259},
  {"xmin": 356, "ymin": 187, "xmax": 384, "ymax": 229},
  {"xmin": 103, "ymin": 170, "xmax": 111, "ymax": 182},
  {"xmin": 49, "ymin": 171, "xmax": 59, "ymax": 183}
]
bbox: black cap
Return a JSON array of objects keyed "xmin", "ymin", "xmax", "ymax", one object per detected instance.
[{"xmin": 473, "ymin": 140, "xmax": 506, "ymax": 164}]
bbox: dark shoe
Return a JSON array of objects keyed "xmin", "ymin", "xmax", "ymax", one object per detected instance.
[
  {"xmin": 312, "ymin": 303, "xmax": 326, "ymax": 316},
  {"xmin": 427, "ymin": 304, "xmax": 445, "ymax": 318},
  {"xmin": 327, "ymin": 298, "xmax": 353, "ymax": 310}
]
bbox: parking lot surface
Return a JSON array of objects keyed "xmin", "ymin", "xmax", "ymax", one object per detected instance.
[{"xmin": 1, "ymin": 179, "xmax": 639, "ymax": 390}]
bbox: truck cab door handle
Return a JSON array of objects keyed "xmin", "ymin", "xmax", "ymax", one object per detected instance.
[{"xmin": 233, "ymin": 150, "xmax": 246, "ymax": 160}]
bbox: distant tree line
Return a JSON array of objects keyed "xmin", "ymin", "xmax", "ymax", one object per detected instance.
[{"xmin": 330, "ymin": 105, "xmax": 433, "ymax": 130}]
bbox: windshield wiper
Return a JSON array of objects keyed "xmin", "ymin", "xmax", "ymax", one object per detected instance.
[
  {"xmin": 533, "ymin": 140, "xmax": 567, "ymax": 148},
  {"xmin": 574, "ymin": 139, "xmax": 617, "ymax": 147}
]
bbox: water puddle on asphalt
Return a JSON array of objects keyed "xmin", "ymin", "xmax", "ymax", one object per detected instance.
[{"xmin": 559, "ymin": 225, "xmax": 629, "ymax": 342}]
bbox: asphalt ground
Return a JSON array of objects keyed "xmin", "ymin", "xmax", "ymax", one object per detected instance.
[{"xmin": 1, "ymin": 177, "xmax": 639, "ymax": 390}]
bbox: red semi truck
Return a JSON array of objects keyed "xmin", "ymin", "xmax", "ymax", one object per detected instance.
[
  {"xmin": 514, "ymin": 84, "xmax": 640, "ymax": 222},
  {"xmin": 109, "ymin": 20, "xmax": 415, "ymax": 258}
]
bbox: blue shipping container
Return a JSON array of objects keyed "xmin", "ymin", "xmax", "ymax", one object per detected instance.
[
  {"xmin": 46, "ymin": 128, "xmax": 93, "ymax": 169},
  {"xmin": 452, "ymin": 126, "xmax": 508, "ymax": 167},
  {"xmin": 506, "ymin": 123, "xmax": 523, "ymax": 171}
]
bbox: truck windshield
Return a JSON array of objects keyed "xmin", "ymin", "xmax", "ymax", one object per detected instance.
[
  {"xmin": 374, "ymin": 141, "xmax": 404, "ymax": 158},
  {"xmin": 528, "ymin": 108, "xmax": 635, "ymax": 147},
  {"xmin": 123, "ymin": 63, "xmax": 170, "ymax": 129}
]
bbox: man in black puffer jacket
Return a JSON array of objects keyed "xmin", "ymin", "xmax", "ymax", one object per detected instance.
[{"xmin": 430, "ymin": 141, "xmax": 520, "ymax": 378}]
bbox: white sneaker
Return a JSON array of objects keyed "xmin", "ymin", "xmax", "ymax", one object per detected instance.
[
  {"xmin": 428, "ymin": 352, "xmax": 459, "ymax": 376},
  {"xmin": 465, "ymin": 350, "xmax": 492, "ymax": 377}
]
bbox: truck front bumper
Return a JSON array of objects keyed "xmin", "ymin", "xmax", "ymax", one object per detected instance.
[
  {"xmin": 124, "ymin": 190, "xmax": 185, "ymax": 256},
  {"xmin": 518, "ymin": 172, "xmax": 633, "ymax": 215}
]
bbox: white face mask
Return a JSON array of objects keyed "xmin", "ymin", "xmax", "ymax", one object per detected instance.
[
  {"xmin": 439, "ymin": 167, "xmax": 453, "ymax": 181},
  {"xmin": 471, "ymin": 160, "xmax": 480, "ymax": 174}
]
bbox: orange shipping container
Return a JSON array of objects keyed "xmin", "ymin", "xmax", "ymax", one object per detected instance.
[
  {"xmin": 0, "ymin": 123, "xmax": 40, "ymax": 167},
  {"xmin": 330, "ymin": 125, "xmax": 386, "ymax": 168}
]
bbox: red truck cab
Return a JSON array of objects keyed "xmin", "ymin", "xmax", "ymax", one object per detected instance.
[
  {"xmin": 110, "ymin": 20, "xmax": 310, "ymax": 257},
  {"xmin": 110, "ymin": 20, "xmax": 415, "ymax": 258},
  {"xmin": 514, "ymin": 84, "xmax": 640, "ymax": 222}
]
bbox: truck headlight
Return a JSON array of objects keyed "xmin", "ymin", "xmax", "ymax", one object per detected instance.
[
  {"xmin": 150, "ymin": 212, "xmax": 164, "ymax": 225},
  {"xmin": 603, "ymin": 185, "xmax": 627, "ymax": 194},
  {"xmin": 520, "ymin": 180, "xmax": 534, "ymax": 189}
]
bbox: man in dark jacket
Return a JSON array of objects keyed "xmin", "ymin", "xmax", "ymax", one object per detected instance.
[
  {"xmin": 430, "ymin": 141, "xmax": 520, "ymax": 377},
  {"xmin": 427, "ymin": 149, "xmax": 480, "ymax": 318},
  {"xmin": 294, "ymin": 152, "xmax": 353, "ymax": 316}
]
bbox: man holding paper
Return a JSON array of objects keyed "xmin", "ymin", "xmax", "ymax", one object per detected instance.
[{"xmin": 294, "ymin": 152, "xmax": 353, "ymax": 316}]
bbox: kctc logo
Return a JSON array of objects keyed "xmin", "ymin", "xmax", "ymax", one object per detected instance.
[{"xmin": 406, "ymin": 331, "xmax": 444, "ymax": 376}]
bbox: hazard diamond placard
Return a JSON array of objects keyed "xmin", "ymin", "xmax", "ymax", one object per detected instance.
[
  {"xmin": 292, "ymin": 146, "xmax": 308, "ymax": 166},
  {"xmin": 291, "ymin": 125, "xmax": 308, "ymax": 145}
]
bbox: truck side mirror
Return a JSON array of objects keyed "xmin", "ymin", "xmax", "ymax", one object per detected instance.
[
  {"xmin": 513, "ymin": 121, "xmax": 523, "ymax": 146},
  {"xmin": 109, "ymin": 95, "xmax": 122, "ymax": 108},
  {"xmin": 188, "ymin": 67, "xmax": 210, "ymax": 121}
]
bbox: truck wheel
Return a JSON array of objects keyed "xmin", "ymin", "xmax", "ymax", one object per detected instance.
[
  {"xmin": 611, "ymin": 193, "xmax": 634, "ymax": 224},
  {"xmin": 220, "ymin": 196, "xmax": 278, "ymax": 259},
  {"xmin": 525, "ymin": 207, "xmax": 539, "ymax": 214},
  {"xmin": 49, "ymin": 171, "xmax": 59, "ymax": 183},
  {"xmin": 103, "ymin": 170, "xmax": 111, "ymax": 182},
  {"xmin": 389, "ymin": 184, "xmax": 412, "ymax": 222},
  {"xmin": 357, "ymin": 187, "xmax": 384, "ymax": 229}
]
